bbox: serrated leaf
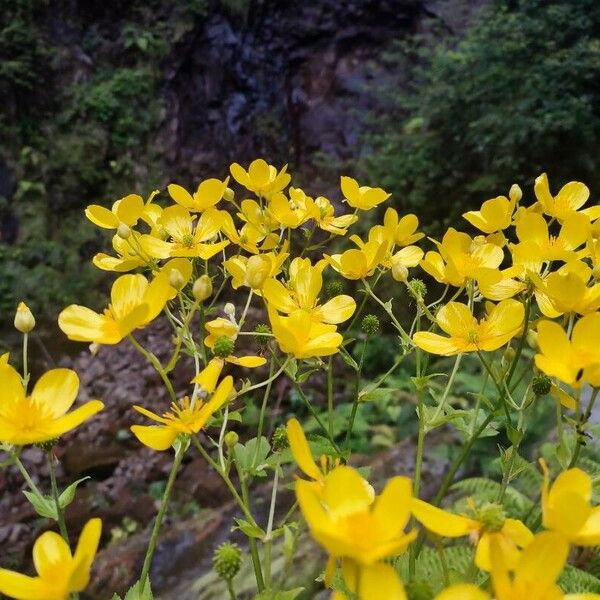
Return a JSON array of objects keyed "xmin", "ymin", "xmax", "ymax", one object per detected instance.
[
  {"xmin": 58, "ymin": 476, "xmax": 90, "ymax": 509},
  {"xmin": 23, "ymin": 490, "xmax": 57, "ymax": 520}
]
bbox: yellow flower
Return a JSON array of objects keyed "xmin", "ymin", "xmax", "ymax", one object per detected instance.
[
  {"xmin": 515, "ymin": 211, "xmax": 589, "ymax": 263},
  {"xmin": 167, "ymin": 177, "xmax": 229, "ymax": 212},
  {"xmin": 324, "ymin": 239, "xmax": 389, "ymax": 280},
  {"xmin": 220, "ymin": 210, "xmax": 273, "ymax": 254},
  {"xmin": 131, "ymin": 376, "xmax": 234, "ymax": 450},
  {"xmin": 412, "ymin": 499, "xmax": 533, "ymax": 571},
  {"xmin": 224, "ymin": 248, "xmax": 288, "ymax": 291},
  {"xmin": 141, "ymin": 205, "xmax": 229, "ymax": 260},
  {"xmin": 0, "ymin": 363, "xmax": 103, "ymax": 445},
  {"xmin": 204, "ymin": 317, "xmax": 267, "ymax": 368},
  {"xmin": 0, "ymin": 518, "xmax": 102, "ymax": 600},
  {"xmin": 533, "ymin": 261, "xmax": 600, "ymax": 318},
  {"xmin": 534, "ymin": 172, "xmax": 600, "ymax": 222},
  {"xmin": 85, "ymin": 193, "xmax": 145, "ymax": 230},
  {"xmin": 540, "ymin": 460, "xmax": 600, "ymax": 545},
  {"xmin": 350, "ymin": 226, "xmax": 423, "ymax": 271},
  {"xmin": 268, "ymin": 187, "xmax": 314, "ymax": 229},
  {"xmin": 268, "ymin": 308, "xmax": 343, "ymax": 359},
  {"xmin": 534, "ymin": 314, "xmax": 600, "ymax": 387},
  {"xmin": 462, "ymin": 188, "xmax": 519, "ymax": 234},
  {"xmin": 435, "ymin": 584, "xmax": 489, "ymax": 600},
  {"xmin": 340, "ymin": 176, "xmax": 390, "ymax": 211},
  {"xmin": 92, "ymin": 234, "xmax": 148, "ymax": 272},
  {"xmin": 263, "ymin": 257, "xmax": 356, "ymax": 324},
  {"xmin": 297, "ymin": 465, "xmax": 416, "ymax": 565},
  {"xmin": 337, "ymin": 560, "xmax": 408, "ymax": 600},
  {"xmin": 413, "ymin": 300, "xmax": 524, "ymax": 356},
  {"xmin": 312, "ymin": 195, "xmax": 357, "ymax": 236},
  {"xmin": 421, "ymin": 229, "xmax": 504, "ymax": 287},
  {"xmin": 59, "ymin": 273, "xmax": 171, "ymax": 345},
  {"xmin": 230, "ymin": 159, "xmax": 291, "ymax": 198},
  {"xmin": 383, "ymin": 208, "xmax": 425, "ymax": 246},
  {"xmin": 287, "ymin": 418, "xmax": 341, "ymax": 487}
]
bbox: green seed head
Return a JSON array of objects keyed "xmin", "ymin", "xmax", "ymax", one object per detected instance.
[
  {"xmin": 213, "ymin": 336, "xmax": 235, "ymax": 358},
  {"xmin": 213, "ymin": 542, "xmax": 242, "ymax": 581},
  {"xmin": 271, "ymin": 426, "xmax": 289, "ymax": 452},
  {"xmin": 361, "ymin": 314, "xmax": 380, "ymax": 336},
  {"xmin": 532, "ymin": 374, "xmax": 552, "ymax": 397},
  {"xmin": 409, "ymin": 278, "xmax": 427, "ymax": 300},
  {"xmin": 477, "ymin": 502, "xmax": 506, "ymax": 533},
  {"xmin": 253, "ymin": 323, "xmax": 271, "ymax": 349},
  {"xmin": 326, "ymin": 280, "xmax": 344, "ymax": 299}
]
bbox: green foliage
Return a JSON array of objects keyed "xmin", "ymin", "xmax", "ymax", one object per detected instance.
[{"xmin": 367, "ymin": 0, "xmax": 600, "ymax": 226}]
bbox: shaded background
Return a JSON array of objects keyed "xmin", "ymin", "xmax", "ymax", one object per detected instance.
[{"xmin": 2, "ymin": 0, "xmax": 599, "ymax": 324}]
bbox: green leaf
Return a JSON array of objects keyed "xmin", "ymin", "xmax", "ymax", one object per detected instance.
[
  {"xmin": 233, "ymin": 436, "xmax": 271, "ymax": 476},
  {"xmin": 22, "ymin": 490, "xmax": 57, "ymax": 520},
  {"xmin": 339, "ymin": 347, "xmax": 359, "ymax": 371},
  {"xmin": 254, "ymin": 588, "xmax": 304, "ymax": 600},
  {"xmin": 358, "ymin": 388, "xmax": 393, "ymax": 403},
  {"xmin": 58, "ymin": 476, "xmax": 90, "ymax": 509},
  {"xmin": 233, "ymin": 517, "xmax": 266, "ymax": 539},
  {"xmin": 115, "ymin": 578, "xmax": 154, "ymax": 599}
]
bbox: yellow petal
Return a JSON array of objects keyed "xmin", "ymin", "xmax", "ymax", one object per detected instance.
[
  {"xmin": 287, "ymin": 418, "xmax": 322, "ymax": 481},
  {"xmin": 44, "ymin": 400, "xmax": 104, "ymax": 440},
  {"xmin": 574, "ymin": 507, "xmax": 600, "ymax": 546},
  {"xmin": 0, "ymin": 570, "xmax": 53, "ymax": 599},
  {"xmin": 411, "ymin": 499, "xmax": 475, "ymax": 537},
  {"xmin": 436, "ymin": 302, "xmax": 476, "ymax": 337},
  {"xmin": 357, "ymin": 562, "xmax": 407, "ymax": 600},
  {"xmin": 168, "ymin": 183, "xmax": 195, "ymax": 209},
  {"xmin": 435, "ymin": 584, "xmax": 490, "ymax": 600},
  {"xmin": 191, "ymin": 358, "xmax": 225, "ymax": 393},
  {"xmin": 70, "ymin": 518, "xmax": 102, "ymax": 590},
  {"xmin": 228, "ymin": 355, "xmax": 267, "ymax": 368},
  {"xmin": 115, "ymin": 194, "xmax": 144, "ymax": 226},
  {"xmin": 263, "ymin": 278, "xmax": 297, "ymax": 313},
  {"xmin": 131, "ymin": 425, "xmax": 178, "ymax": 451},
  {"xmin": 373, "ymin": 476, "xmax": 412, "ymax": 536},
  {"xmin": 30, "ymin": 368, "xmax": 79, "ymax": 417},
  {"xmin": 315, "ymin": 295, "xmax": 356, "ymax": 324},
  {"xmin": 322, "ymin": 466, "xmax": 374, "ymax": 518},
  {"xmin": 58, "ymin": 305, "xmax": 120, "ymax": 344},
  {"xmin": 85, "ymin": 205, "xmax": 119, "ymax": 229},
  {"xmin": 412, "ymin": 332, "xmax": 463, "ymax": 356},
  {"xmin": 0, "ymin": 362, "xmax": 25, "ymax": 404},
  {"xmin": 32, "ymin": 531, "xmax": 72, "ymax": 578},
  {"xmin": 340, "ymin": 176, "xmax": 360, "ymax": 205}
]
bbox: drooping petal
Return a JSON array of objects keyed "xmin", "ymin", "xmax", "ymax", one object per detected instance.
[
  {"xmin": 0, "ymin": 570, "xmax": 54, "ymax": 599},
  {"xmin": 32, "ymin": 531, "xmax": 72, "ymax": 579},
  {"xmin": 131, "ymin": 425, "xmax": 178, "ymax": 451},
  {"xmin": 287, "ymin": 418, "xmax": 322, "ymax": 481},
  {"xmin": 411, "ymin": 499, "xmax": 475, "ymax": 537},
  {"xmin": 58, "ymin": 305, "xmax": 120, "ymax": 344},
  {"xmin": 69, "ymin": 518, "xmax": 102, "ymax": 591},
  {"xmin": 373, "ymin": 476, "xmax": 412, "ymax": 536},
  {"xmin": 314, "ymin": 295, "xmax": 356, "ymax": 324},
  {"xmin": 43, "ymin": 400, "xmax": 105, "ymax": 441}
]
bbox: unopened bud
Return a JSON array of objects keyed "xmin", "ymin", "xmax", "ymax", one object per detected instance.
[
  {"xmin": 117, "ymin": 223, "xmax": 131, "ymax": 239},
  {"xmin": 391, "ymin": 262, "xmax": 409, "ymax": 283},
  {"xmin": 509, "ymin": 184, "xmax": 522, "ymax": 203},
  {"xmin": 271, "ymin": 426, "xmax": 289, "ymax": 451},
  {"xmin": 245, "ymin": 255, "xmax": 270, "ymax": 289},
  {"xmin": 361, "ymin": 314, "xmax": 380, "ymax": 336},
  {"xmin": 532, "ymin": 374, "xmax": 551, "ymax": 397},
  {"xmin": 223, "ymin": 187, "xmax": 235, "ymax": 202},
  {"xmin": 526, "ymin": 329, "xmax": 538, "ymax": 350},
  {"xmin": 213, "ymin": 542, "xmax": 242, "ymax": 581},
  {"xmin": 193, "ymin": 275, "xmax": 213, "ymax": 302},
  {"xmin": 168, "ymin": 268, "xmax": 185, "ymax": 290},
  {"xmin": 326, "ymin": 281, "xmax": 344, "ymax": 299},
  {"xmin": 214, "ymin": 335, "xmax": 235, "ymax": 358},
  {"xmin": 224, "ymin": 303, "xmax": 236, "ymax": 320},
  {"xmin": 502, "ymin": 347, "xmax": 516, "ymax": 369},
  {"xmin": 14, "ymin": 302, "xmax": 35, "ymax": 333},
  {"xmin": 224, "ymin": 431, "xmax": 239, "ymax": 448}
]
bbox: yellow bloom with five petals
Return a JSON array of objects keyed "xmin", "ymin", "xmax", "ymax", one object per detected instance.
[
  {"xmin": 413, "ymin": 300, "xmax": 524, "ymax": 356},
  {"xmin": 167, "ymin": 177, "xmax": 229, "ymax": 212},
  {"xmin": 340, "ymin": 176, "xmax": 390, "ymax": 211},
  {"xmin": 0, "ymin": 363, "xmax": 103, "ymax": 445},
  {"xmin": 230, "ymin": 159, "xmax": 291, "ymax": 199},
  {"xmin": 0, "ymin": 518, "xmax": 102, "ymax": 600},
  {"xmin": 131, "ymin": 376, "xmax": 234, "ymax": 450}
]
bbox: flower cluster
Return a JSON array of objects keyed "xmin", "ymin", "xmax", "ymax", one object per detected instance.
[{"xmin": 3, "ymin": 162, "xmax": 600, "ymax": 599}]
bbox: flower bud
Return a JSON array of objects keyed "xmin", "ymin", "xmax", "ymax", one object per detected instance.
[
  {"xmin": 361, "ymin": 314, "xmax": 380, "ymax": 336},
  {"xmin": 532, "ymin": 374, "xmax": 551, "ymax": 397},
  {"xmin": 224, "ymin": 303, "xmax": 236, "ymax": 320},
  {"xmin": 14, "ymin": 302, "xmax": 35, "ymax": 333},
  {"xmin": 526, "ymin": 329, "xmax": 538, "ymax": 350},
  {"xmin": 214, "ymin": 335, "xmax": 235, "ymax": 358},
  {"xmin": 391, "ymin": 262, "xmax": 409, "ymax": 283},
  {"xmin": 253, "ymin": 323, "xmax": 271, "ymax": 349},
  {"xmin": 509, "ymin": 184, "xmax": 522, "ymax": 203},
  {"xmin": 117, "ymin": 223, "xmax": 131, "ymax": 239},
  {"xmin": 213, "ymin": 542, "xmax": 242, "ymax": 581},
  {"xmin": 223, "ymin": 187, "xmax": 235, "ymax": 202},
  {"xmin": 326, "ymin": 280, "xmax": 344, "ymax": 299},
  {"xmin": 224, "ymin": 431, "xmax": 239, "ymax": 448},
  {"xmin": 245, "ymin": 255, "xmax": 270, "ymax": 289},
  {"xmin": 271, "ymin": 426, "xmax": 289, "ymax": 451},
  {"xmin": 193, "ymin": 275, "xmax": 213, "ymax": 302},
  {"xmin": 168, "ymin": 268, "xmax": 185, "ymax": 291}
]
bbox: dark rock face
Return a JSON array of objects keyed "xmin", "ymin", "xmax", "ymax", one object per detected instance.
[{"xmin": 161, "ymin": 0, "xmax": 425, "ymax": 182}]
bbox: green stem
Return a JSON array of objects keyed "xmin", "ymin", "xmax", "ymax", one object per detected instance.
[
  {"xmin": 140, "ymin": 444, "xmax": 185, "ymax": 589},
  {"xmin": 327, "ymin": 356, "xmax": 334, "ymax": 441},
  {"xmin": 344, "ymin": 338, "xmax": 367, "ymax": 453},
  {"xmin": 264, "ymin": 454, "xmax": 280, "ymax": 590},
  {"xmin": 13, "ymin": 454, "xmax": 43, "ymax": 497},
  {"xmin": 239, "ymin": 472, "xmax": 265, "ymax": 592},
  {"xmin": 430, "ymin": 354, "xmax": 463, "ymax": 423},
  {"xmin": 48, "ymin": 452, "xmax": 70, "ymax": 543},
  {"xmin": 362, "ymin": 279, "xmax": 411, "ymax": 344},
  {"xmin": 22, "ymin": 332, "xmax": 29, "ymax": 391},
  {"xmin": 226, "ymin": 580, "xmax": 237, "ymax": 600},
  {"xmin": 255, "ymin": 358, "xmax": 276, "ymax": 465}
]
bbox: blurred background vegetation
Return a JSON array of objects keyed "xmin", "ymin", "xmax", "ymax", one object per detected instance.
[{"xmin": 1, "ymin": 0, "xmax": 599, "ymax": 320}]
